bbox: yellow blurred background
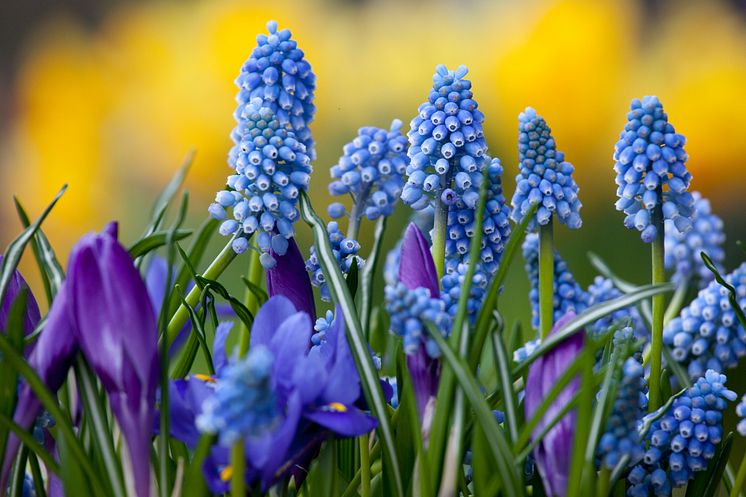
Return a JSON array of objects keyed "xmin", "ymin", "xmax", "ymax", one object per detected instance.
[{"xmin": 1, "ymin": 0, "xmax": 746, "ymax": 303}]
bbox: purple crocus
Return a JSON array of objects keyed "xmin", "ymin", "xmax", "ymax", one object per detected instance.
[
  {"xmin": 266, "ymin": 237, "xmax": 316, "ymax": 322},
  {"xmin": 0, "ymin": 256, "xmax": 41, "ymax": 340},
  {"xmin": 2, "ymin": 222, "xmax": 158, "ymax": 497},
  {"xmin": 524, "ymin": 312, "xmax": 583, "ymax": 497}
]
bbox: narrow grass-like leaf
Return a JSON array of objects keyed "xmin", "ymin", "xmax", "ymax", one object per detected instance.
[
  {"xmin": 145, "ymin": 150, "xmax": 194, "ymax": 236},
  {"xmin": 490, "ymin": 329, "xmax": 520, "ymax": 444},
  {"xmin": 194, "ymin": 276, "xmax": 253, "ymax": 331},
  {"xmin": 346, "ymin": 258, "xmax": 360, "ymax": 303},
  {"xmin": 360, "ymin": 217, "xmax": 387, "ymax": 331},
  {"xmin": 685, "ymin": 432, "xmax": 733, "ymax": 497},
  {"xmin": 178, "ymin": 289, "xmax": 214, "ymax": 375},
  {"xmin": 471, "ymin": 202, "xmax": 538, "ymax": 370},
  {"xmin": 27, "ymin": 452, "xmax": 47, "ymax": 497},
  {"xmin": 637, "ymin": 388, "xmax": 686, "ymax": 439},
  {"xmin": 0, "ymin": 185, "xmax": 67, "ymax": 306},
  {"xmin": 129, "ymin": 229, "xmax": 192, "ymax": 260},
  {"xmin": 13, "ymin": 199, "xmax": 57, "ymax": 303},
  {"xmin": 512, "ymin": 283, "xmax": 674, "ymax": 375},
  {"xmin": 172, "ymin": 218, "xmax": 220, "ymax": 311},
  {"xmin": 240, "ymin": 276, "xmax": 268, "ymax": 306},
  {"xmin": 702, "ymin": 252, "xmax": 746, "ymax": 330},
  {"xmin": 0, "ymin": 332, "xmax": 106, "ymax": 495},
  {"xmin": 0, "ymin": 413, "xmax": 59, "ymax": 475},
  {"xmin": 299, "ymin": 191, "xmax": 403, "ymax": 497},
  {"xmin": 0, "ymin": 290, "xmax": 27, "ymax": 463},
  {"xmin": 427, "ymin": 329, "xmax": 523, "ymax": 497}
]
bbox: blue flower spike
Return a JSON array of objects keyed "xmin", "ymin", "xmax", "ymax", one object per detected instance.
[
  {"xmin": 737, "ymin": 394, "xmax": 746, "ymax": 436},
  {"xmin": 328, "ymin": 120, "xmax": 409, "ymax": 224},
  {"xmin": 236, "ymin": 20, "xmax": 316, "ymax": 158},
  {"xmin": 306, "ymin": 221, "xmax": 363, "ymax": 301},
  {"xmin": 209, "ymin": 96, "xmax": 312, "ymax": 268},
  {"xmin": 384, "ymin": 282, "xmax": 451, "ymax": 357},
  {"xmin": 664, "ymin": 191, "xmax": 725, "ymax": 287},
  {"xmin": 510, "ymin": 107, "xmax": 582, "ymax": 230},
  {"xmin": 613, "ymin": 96, "xmax": 694, "ymax": 243},
  {"xmin": 402, "ymin": 64, "xmax": 488, "ymax": 213},
  {"xmin": 663, "ymin": 262, "xmax": 746, "ymax": 379}
]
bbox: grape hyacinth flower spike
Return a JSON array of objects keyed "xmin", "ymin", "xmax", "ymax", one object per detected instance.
[
  {"xmin": 3, "ymin": 223, "xmax": 158, "ymax": 497},
  {"xmin": 524, "ymin": 312, "xmax": 584, "ymax": 497},
  {"xmin": 327, "ymin": 119, "xmax": 408, "ymax": 238},
  {"xmin": 306, "ymin": 221, "xmax": 363, "ymax": 302},
  {"xmin": 385, "ymin": 223, "xmax": 450, "ymax": 420},
  {"xmin": 235, "ymin": 20, "xmax": 316, "ymax": 158},
  {"xmin": 614, "ymin": 96, "xmax": 694, "ymax": 411},
  {"xmin": 664, "ymin": 191, "xmax": 725, "ymax": 287},
  {"xmin": 511, "ymin": 108, "xmax": 581, "ymax": 340},
  {"xmin": 402, "ymin": 64, "xmax": 488, "ymax": 277},
  {"xmin": 209, "ymin": 96, "xmax": 312, "ymax": 268}
]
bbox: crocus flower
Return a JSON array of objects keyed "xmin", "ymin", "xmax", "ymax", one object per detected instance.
[
  {"xmin": 3, "ymin": 223, "xmax": 158, "ymax": 497},
  {"xmin": 266, "ymin": 237, "xmax": 316, "ymax": 321},
  {"xmin": 0, "ymin": 255, "xmax": 41, "ymax": 340},
  {"xmin": 524, "ymin": 312, "xmax": 584, "ymax": 497}
]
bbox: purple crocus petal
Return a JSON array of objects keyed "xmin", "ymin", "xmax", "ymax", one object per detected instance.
[
  {"xmin": 398, "ymin": 223, "xmax": 439, "ymax": 297},
  {"xmin": 0, "ymin": 255, "xmax": 41, "ymax": 342},
  {"xmin": 406, "ymin": 347, "xmax": 441, "ymax": 421},
  {"xmin": 266, "ymin": 237, "xmax": 316, "ymax": 321},
  {"xmin": 1, "ymin": 281, "xmax": 77, "ymax": 491},
  {"xmin": 303, "ymin": 405, "xmax": 377, "ymax": 436},
  {"xmin": 292, "ymin": 354, "xmax": 328, "ymax": 405},
  {"xmin": 68, "ymin": 228, "xmax": 158, "ymax": 497},
  {"xmin": 250, "ymin": 295, "xmax": 298, "ymax": 349},
  {"xmin": 212, "ymin": 322, "xmax": 234, "ymax": 374},
  {"xmin": 319, "ymin": 311, "xmax": 360, "ymax": 405},
  {"xmin": 524, "ymin": 312, "xmax": 583, "ymax": 497}
]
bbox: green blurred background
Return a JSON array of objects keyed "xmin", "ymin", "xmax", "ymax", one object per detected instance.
[{"xmin": 2, "ymin": 0, "xmax": 746, "ymax": 463}]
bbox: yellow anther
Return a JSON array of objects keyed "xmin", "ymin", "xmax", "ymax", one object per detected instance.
[
  {"xmin": 220, "ymin": 465, "xmax": 233, "ymax": 481},
  {"xmin": 193, "ymin": 374, "xmax": 216, "ymax": 383},
  {"xmin": 327, "ymin": 402, "xmax": 347, "ymax": 412}
]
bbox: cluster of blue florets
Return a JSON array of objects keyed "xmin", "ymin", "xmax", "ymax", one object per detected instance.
[
  {"xmin": 312, "ymin": 310, "xmax": 335, "ymax": 346},
  {"xmin": 209, "ymin": 96, "xmax": 312, "ymax": 268},
  {"xmin": 513, "ymin": 338, "xmax": 541, "ymax": 364},
  {"xmin": 441, "ymin": 264, "xmax": 488, "ymax": 322},
  {"xmin": 663, "ymin": 262, "xmax": 746, "ymax": 379},
  {"xmin": 587, "ymin": 276, "xmax": 648, "ymax": 340},
  {"xmin": 598, "ymin": 358, "xmax": 647, "ymax": 469},
  {"xmin": 328, "ymin": 120, "xmax": 408, "ymax": 221},
  {"xmin": 737, "ymin": 394, "xmax": 746, "ymax": 436},
  {"xmin": 196, "ymin": 346, "xmax": 278, "ymax": 447},
  {"xmin": 306, "ymin": 221, "xmax": 363, "ymax": 301},
  {"xmin": 613, "ymin": 96, "xmax": 694, "ymax": 243},
  {"xmin": 236, "ymin": 21, "xmax": 316, "ymax": 157},
  {"xmin": 384, "ymin": 282, "xmax": 451, "ymax": 356},
  {"xmin": 664, "ymin": 191, "xmax": 725, "ymax": 287},
  {"xmin": 401, "ymin": 65, "xmax": 488, "ymax": 212},
  {"xmin": 510, "ymin": 107, "xmax": 582, "ymax": 229},
  {"xmin": 628, "ymin": 370, "xmax": 735, "ymax": 496},
  {"xmin": 445, "ymin": 157, "xmax": 512, "ymax": 275},
  {"xmin": 522, "ymin": 233, "xmax": 589, "ymax": 330}
]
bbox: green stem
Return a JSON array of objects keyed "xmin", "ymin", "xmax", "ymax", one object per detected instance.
[
  {"xmin": 238, "ymin": 247, "xmax": 262, "ymax": 357},
  {"xmin": 566, "ymin": 350, "xmax": 595, "ymax": 496},
  {"xmin": 347, "ymin": 206, "xmax": 362, "ymax": 241},
  {"xmin": 730, "ymin": 456, "xmax": 746, "ymax": 497},
  {"xmin": 360, "ymin": 434, "xmax": 370, "ymax": 497},
  {"xmin": 164, "ymin": 240, "xmax": 237, "ymax": 347},
  {"xmin": 539, "ymin": 218, "xmax": 555, "ymax": 340},
  {"xmin": 231, "ymin": 441, "xmax": 246, "ymax": 497},
  {"xmin": 431, "ymin": 198, "xmax": 448, "ymax": 279},
  {"xmin": 648, "ymin": 202, "xmax": 666, "ymax": 412},
  {"xmin": 597, "ymin": 467, "xmax": 611, "ymax": 497}
]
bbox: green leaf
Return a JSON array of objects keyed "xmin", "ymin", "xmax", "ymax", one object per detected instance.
[
  {"xmin": 0, "ymin": 290, "xmax": 29, "ymax": 463},
  {"xmin": 0, "ymin": 412, "xmax": 60, "ymax": 475},
  {"xmin": 0, "ymin": 185, "xmax": 67, "ymax": 306},
  {"xmin": 490, "ymin": 328, "xmax": 520, "ymax": 444},
  {"xmin": 128, "ymin": 229, "xmax": 192, "ymax": 259},
  {"xmin": 177, "ymin": 287, "xmax": 215, "ymax": 375},
  {"xmin": 181, "ymin": 435, "xmax": 214, "ymax": 497},
  {"xmin": 685, "ymin": 432, "xmax": 734, "ymax": 497},
  {"xmin": 360, "ymin": 217, "xmax": 387, "ymax": 332},
  {"xmin": 299, "ymin": 191, "xmax": 404, "ymax": 497},
  {"xmin": 194, "ymin": 275, "xmax": 253, "ymax": 331},
  {"xmin": 240, "ymin": 276, "xmax": 268, "ymax": 307},
  {"xmin": 346, "ymin": 258, "xmax": 360, "ymax": 302},
  {"xmin": 428, "ymin": 328, "xmax": 523, "ymax": 497},
  {"xmin": 145, "ymin": 150, "xmax": 194, "ymax": 236},
  {"xmin": 701, "ymin": 252, "xmax": 746, "ymax": 330},
  {"xmin": 513, "ymin": 283, "xmax": 674, "ymax": 375}
]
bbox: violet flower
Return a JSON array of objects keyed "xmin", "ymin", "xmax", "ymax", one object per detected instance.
[
  {"xmin": 398, "ymin": 223, "xmax": 442, "ymax": 421},
  {"xmin": 524, "ymin": 312, "xmax": 584, "ymax": 497},
  {"xmin": 0, "ymin": 255, "xmax": 41, "ymax": 341},
  {"xmin": 3, "ymin": 223, "xmax": 158, "ymax": 497},
  {"xmin": 266, "ymin": 237, "xmax": 316, "ymax": 321}
]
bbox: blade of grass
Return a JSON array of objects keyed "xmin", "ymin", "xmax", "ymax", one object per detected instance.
[
  {"xmin": 490, "ymin": 328, "xmax": 520, "ymax": 444},
  {"xmin": 145, "ymin": 150, "xmax": 194, "ymax": 236},
  {"xmin": 360, "ymin": 217, "xmax": 387, "ymax": 332},
  {"xmin": 129, "ymin": 230, "xmax": 193, "ymax": 260},
  {"xmin": 300, "ymin": 191, "xmax": 403, "ymax": 497}
]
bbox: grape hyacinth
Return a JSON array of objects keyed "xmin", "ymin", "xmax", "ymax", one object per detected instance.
[
  {"xmin": 210, "ymin": 97, "xmax": 312, "ymax": 267},
  {"xmin": 664, "ymin": 191, "xmax": 725, "ymax": 286},
  {"xmin": 445, "ymin": 157, "xmax": 512, "ymax": 275},
  {"xmin": 328, "ymin": 120, "xmax": 408, "ymax": 226},
  {"xmin": 196, "ymin": 346, "xmax": 278, "ymax": 447},
  {"xmin": 613, "ymin": 96, "xmax": 694, "ymax": 243},
  {"xmin": 510, "ymin": 107, "xmax": 582, "ymax": 229},
  {"xmin": 523, "ymin": 233, "xmax": 589, "ymax": 330},
  {"xmin": 737, "ymin": 394, "xmax": 746, "ymax": 436},
  {"xmin": 597, "ymin": 357, "xmax": 647, "ymax": 469},
  {"xmin": 663, "ymin": 262, "xmax": 746, "ymax": 379},
  {"xmin": 384, "ymin": 282, "xmax": 451, "ymax": 357},
  {"xmin": 440, "ymin": 263, "xmax": 488, "ymax": 322},
  {"xmin": 402, "ymin": 64, "xmax": 487, "ymax": 212},
  {"xmin": 235, "ymin": 21, "xmax": 316, "ymax": 157},
  {"xmin": 306, "ymin": 221, "xmax": 363, "ymax": 301},
  {"xmin": 628, "ymin": 370, "xmax": 735, "ymax": 496},
  {"xmin": 586, "ymin": 276, "xmax": 648, "ymax": 340}
]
